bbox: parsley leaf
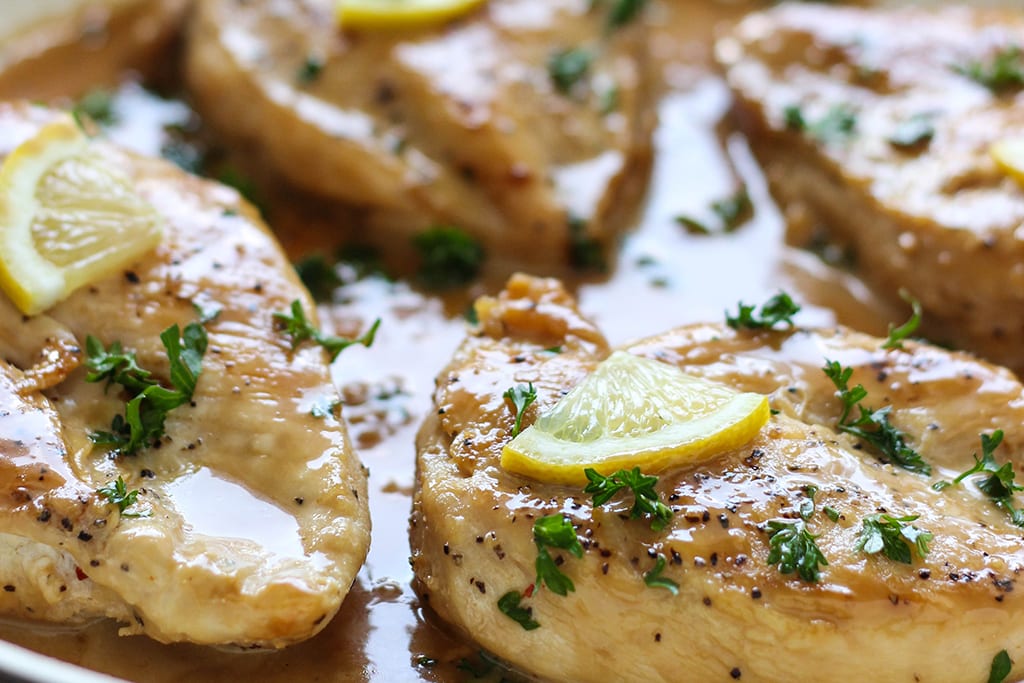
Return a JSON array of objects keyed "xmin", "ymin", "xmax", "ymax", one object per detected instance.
[
  {"xmin": 822, "ymin": 360, "xmax": 931, "ymax": 475},
  {"xmin": 799, "ymin": 485, "xmax": 817, "ymax": 521},
  {"xmin": 607, "ymin": 0, "xmax": 648, "ymax": 28},
  {"xmin": 643, "ymin": 553, "xmax": 679, "ymax": 594},
  {"xmin": 882, "ymin": 291, "xmax": 922, "ymax": 350},
  {"xmin": 726, "ymin": 292, "xmax": 801, "ymax": 331},
  {"xmin": 954, "ymin": 46, "xmax": 1024, "ymax": 94},
  {"xmin": 73, "ymin": 89, "xmax": 117, "ymax": 129},
  {"xmin": 296, "ymin": 54, "xmax": 324, "ymax": 85},
  {"xmin": 273, "ymin": 299, "xmax": 380, "ymax": 361},
  {"xmin": 497, "ymin": 591, "xmax": 540, "ymax": 631},
  {"xmin": 549, "ymin": 48, "xmax": 593, "ymax": 95},
  {"xmin": 533, "ymin": 515, "xmax": 583, "ymax": 596},
  {"xmin": 933, "ymin": 431, "xmax": 1024, "ymax": 526},
  {"xmin": 766, "ymin": 519, "xmax": 828, "ymax": 583},
  {"xmin": 584, "ymin": 467, "xmax": 674, "ymax": 531},
  {"xmin": 295, "ymin": 254, "xmax": 343, "ymax": 302},
  {"xmin": 823, "ymin": 506, "xmax": 841, "ymax": 523},
  {"xmin": 412, "ymin": 226, "xmax": 484, "ymax": 288},
  {"xmin": 676, "ymin": 188, "xmax": 752, "ymax": 236},
  {"xmin": 888, "ymin": 113, "xmax": 936, "ymax": 151},
  {"xmin": 86, "ymin": 322, "xmax": 208, "ymax": 456},
  {"xmin": 989, "ymin": 650, "xmax": 1013, "ymax": 683},
  {"xmin": 96, "ymin": 476, "xmax": 145, "ymax": 517},
  {"xmin": 855, "ymin": 513, "xmax": 932, "ymax": 564},
  {"xmin": 784, "ymin": 103, "xmax": 857, "ymax": 143},
  {"xmin": 568, "ymin": 216, "xmax": 607, "ymax": 272},
  {"xmin": 503, "ymin": 383, "xmax": 538, "ymax": 437}
]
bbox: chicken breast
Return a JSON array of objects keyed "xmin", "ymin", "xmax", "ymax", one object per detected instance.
[
  {"xmin": 0, "ymin": 0, "xmax": 189, "ymax": 100},
  {"xmin": 0, "ymin": 103, "xmax": 370, "ymax": 648},
  {"xmin": 184, "ymin": 0, "xmax": 654, "ymax": 268},
  {"xmin": 412, "ymin": 274, "xmax": 1024, "ymax": 682},
  {"xmin": 715, "ymin": 5, "xmax": 1024, "ymax": 371}
]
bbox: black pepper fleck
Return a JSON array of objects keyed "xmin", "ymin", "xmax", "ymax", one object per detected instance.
[{"xmin": 731, "ymin": 667, "xmax": 742, "ymax": 679}]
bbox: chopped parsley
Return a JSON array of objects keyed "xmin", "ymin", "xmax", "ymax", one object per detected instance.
[
  {"xmin": 989, "ymin": 650, "xmax": 1013, "ymax": 683},
  {"xmin": 86, "ymin": 322, "xmax": 208, "ymax": 456},
  {"xmin": 72, "ymin": 89, "xmax": 117, "ymax": 128},
  {"xmin": 643, "ymin": 553, "xmax": 679, "ymax": 594},
  {"xmin": 567, "ymin": 216, "xmax": 607, "ymax": 272},
  {"xmin": 954, "ymin": 46, "xmax": 1024, "ymax": 94},
  {"xmin": 822, "ymin": 360, "xmax": 931, "ymax": 475},
  {"xmin": 497, "ymin": 590, "xmax": 540, "ymax": 631},
  {"xmin": 888, "ymin": 113, "xmax": 936, "ymax": 151},
  {"xmin": 584, "ymin": 467, "xmax": 674, "ymax": 531},
  {"xmin": 533, "ymin": 514, "xmax": 583, "ymax": 596},
  {"xmin": 765, "ymin": 519, "xmax": 828, "ymax": 583},
  {"xmin": 882, "ymin": 292, "xmax": 922, "ymax": 350},
  {"xmin": 412, "ymin": 226, "xmax": 483, "ymax": 289},
  {"xmin": 295, "ymin": 254, "xmax": 343, "ymax": 302},
  {"xmin": 273, "ymin": 299, "xmax": 380, "ymax": 361},
  {"xmin": 607, "ymin": 0, "xmax": 648, "ymax": 28},
  {"xmin": 784, "ymin": 103, "xmax": 857, "ymax": 144},
  {"xmin": 933, "ymin": 430, "xmax": 1024, "ymax": 526},
  {"xmin": 725, "ymin": 292, "xmax": 801, "ymax": 331},
  {"xmin": 296, "ymin": 54, "xmax": 324, "ymax": 85},
  {"xmin": 503, "ymin": 383, "xmax": 538, "ymax": 438},
  {"xmin": 96, "ymin": 476, "xmax": 145, "ymax": 517},
  {"xmin": 823, "ymin": 506, "xmax": 841, "ymax": 523},
  {"xmin": 799, "ymin": 485, "xmax": 817, "ymax": 521},
  {"xmin": 855, "ymin": 513, "xmax": 932, "ymax": 564},
  {"xmin": 676, "ymin": 188, "xmax": 752, "ymax": 236},
  {"xmin": 548, "ymin": 48, "xmax": 593, "ymax": 95}
]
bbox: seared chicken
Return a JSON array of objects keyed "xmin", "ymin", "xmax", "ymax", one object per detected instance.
[
  {"xmin": 412, "ymin": 274, "xmax": 1024, "ymax": 682},
  {"xmin": 0, "ymin": 103, "xmax": 370, "ymax": 648},
  {"xmin": 184, "ymin": 0, "xmax": 654, "ymax": 268},
  {"xmin": 716, "ymin": 5, "xmax": 1024, "ymax": 371},
  {"xmin": 0, "ymin": 0, "xmax": 189, "ymax": 100}
]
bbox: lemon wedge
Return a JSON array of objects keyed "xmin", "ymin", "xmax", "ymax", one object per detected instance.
[
  {"xmin": 0, "ymin": 116, "xmax": 163, "ymax": 315},
  {"xmin": 336, "ymin": 0, "xmax": 487, "ymax": 30},
  {"xmin": 991, "ymin": 137, "xmax": 1024, "ymax": 189},
  {"xmin": 502, "ymin": 351, "xmax": 770, "ymax": 485}
]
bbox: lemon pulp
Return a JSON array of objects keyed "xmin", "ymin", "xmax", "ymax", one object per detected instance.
[
  {"xmin": 336, "ymin": 0, "xmax": 488, "ymax": 30},
  {"xmin": 502, "ymin": 351, "xmax": 770, "ymax": 485},
  {"xmin": 0, "ymin": 116, "xmax": 164, "ymax": 315},
  {"xmin": 991, "ymin": 137, "xmax": 1024, "ymax": 190}
]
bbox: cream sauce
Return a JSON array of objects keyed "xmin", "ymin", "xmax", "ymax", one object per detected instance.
[{"xmin": 0, "ymin": 1, "xmax": 915, "ymax": 681}]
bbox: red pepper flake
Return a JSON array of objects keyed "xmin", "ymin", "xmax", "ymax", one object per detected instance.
[
  {"xmin": 75, "ymin": 567, "xmax": 88, "ymax": 581},
  {"xmin": 523, "ymin": 583, "xmax": 536, "ymax": 598}
]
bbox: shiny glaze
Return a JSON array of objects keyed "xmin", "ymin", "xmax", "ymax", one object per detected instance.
[
  {"xmin": 0, "ymin": 1, "xmax": 968, "ymax": 681},
  {"xmin": 414, "ymin": 274, "xmax": 1024, "ymax": 682},
  {"xmin": 0, "ymin": 103, "xmax": 370, "ymax": 648},
  {"xmin": 719, "ymin": 4, "xmax": 1024, "ymax": 371}
]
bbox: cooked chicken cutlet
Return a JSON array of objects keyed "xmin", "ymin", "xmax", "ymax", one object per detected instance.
[
  {"xmin": 716, "ymin": 5, "xmax": 1024, "ymax": 371},
  {"xmin": 412, "ymin": 274, "xmax": 1024, "ymax": 682},
  {"xmin": 0, "ymin": 103, "xmax": 370, "ymax": 647},
  {"xmin": 185, "ymin": 0, "xmax": 654, "ymax": 268},
  {"xmin": 0, "ymin": 0, "xmax": 189, "ymax": 99}
]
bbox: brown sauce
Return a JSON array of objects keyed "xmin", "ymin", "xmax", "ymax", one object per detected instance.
[{"xmin": 0, "ymin": 1, "xmax": 902, "ymax": 681}]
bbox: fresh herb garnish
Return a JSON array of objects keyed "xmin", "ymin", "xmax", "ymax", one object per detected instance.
[
  {"xmin": 273, "ymin": 299, "xmax": 380, "ymax": 361},
  {"xmin": 989, "ymin": 650, "xmax": 1013, "ymax": 683},
  {"xmin": 677, "ymin": 188, "xmax": 753, "ymax": 235},
  {"xmin": 823, "ymin": 506, "xmax": 840, "ymax": 523},
  {"xmin": 783, "ymin": 103, "xmax": 857, "ymax": 143},
  {"xmin": 954, "ymin": 46, "xmax": 1024, "ymax": 94},
  {"xmin": 217, "ymin": 166, "xmax": 265, "ymax": 215},
  {"xmin": 726, "ymin": 292, "xmax": 801, "ymax": 331},
  {"xmin": 822, "ymin": 360, "xmax": 931, "ymax": 475},
  {"xmin": 882, "ymin": 291, "xmax": 922, "ymax": 350},
  {"xmin": 310, "ymin": 396, "xmax": 341, "ymax": 419},
  {"xmin": 888, "ymin": 113, "xmax": 936, "ymax": 150},
  {"xmin": 412, "ymin": 226, "xmax": 483, "ymax": 289},
  {"xmin": 584, "ymin": 467, "xmax": 674, "ymax": 531},
  {"xmin": 933, "ymin": 431, "xmax": 1024, "ymax": 526},
  {"xmin": 96, "ymin": 476, "xmax": 145, "ymax": 517},
  {"xmin": 503, "ymin": 383, "xmax": 538, "ymax": 438},
  {"xmin": 296, "ymin": 54, "xmax": 324, "ymax": 84},
  {"xmin": 295, "ymin": 254, "xmax": 343, "ymax": 302},
  {"xmin": 73, "ymin": 89, "xmax": 117, "ymax": 128},
  {"xmin": 799, "ymin": 485, "xmax": 817, "ymax": 521},
  {"xmin": 855, "ymin": 513, "xmax": 932, "ymax": 564},
  {"xmin": 497, "ymin": 590, "xmax": 540, "ymax": 631},
  {"xmin": 548, "ymin": 48, "xmax": 593, "ymax": 95},
  {"xmin": 567, "ymin": 216, "xmax": 606, "ymax": 272},
  {"xmin": 533, "ymin": 514, "xmax": 583, "ymax": 596},
  {"xmin": 86, "ymin": 322, "xmax": 208, "ymax": 456},
  {"xmin": 643, "ymin": 553, "xmax": 679, "ymax": 594},
  {"xmin": 607, "ymin": 0, "xmax": 648, "ymax": 28},
  {"xmin": 765, "ymin": 519, "xmax": 828, "ymax": 583}
]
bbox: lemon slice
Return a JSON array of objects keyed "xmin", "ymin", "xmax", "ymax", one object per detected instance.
[
  {"xmin": 0, "ymin": 116, "xmax": 163, "ymax": 315},
  {"xmin": 336, "ymin": 0, "xmax": 487, "ymax": 30},
  {"xmin": 502, "ymin": 351, "xmax": 770, "ymax": 485},
  {"xmin": 991, "ymin": 137, "xmax": 1024, "ymax": 189}
]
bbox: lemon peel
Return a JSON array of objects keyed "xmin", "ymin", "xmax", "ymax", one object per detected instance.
[
  {"xmin": 991, "ymin": 137, "xmax": 1024, "ymax": 190},
  {"xmin": 0, "ymin": 116, "xmax": 163, "ymax": 315},
  {"xmin": 335, "ymin": 0, "xmax": 488, "ymax": 30},
  {"xmin": 502, "ymin": 351, "xmax": 770, "ymax": 485}
]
